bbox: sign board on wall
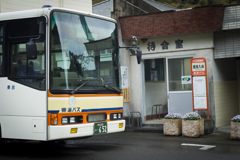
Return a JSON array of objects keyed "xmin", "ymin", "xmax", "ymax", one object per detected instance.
[
  {"xmin": 121, "ymin": 66, "xmax": 130, "ymax": 102},
  {"xmin": 139, "ymin": 33, "xmax": 214, "ymax": 54},
  {"xmin": 121, "ymin": 66, "xmax": 128, "ymax": 88},
  {"xmin": 191, "ymin": 58, "xmax": 206, "ymax": 76},
  {"xmin": 122, "ymin": 88, "xmax": 130, "ymax": 102},
  {"xmin": 191, "ymin": 58, "xmax": 209, "ymax": 118}
]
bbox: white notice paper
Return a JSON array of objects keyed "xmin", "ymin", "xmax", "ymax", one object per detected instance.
[
  {"xmin": 193, "ymin": 76, "xmax": 206, "ymax": 97},
  {"xmin": 194, "ymin": 97, "xmax": 207, "ymax": 109},
  {"xmin": 121, "ymin": 66, "xmax": 128, "ymax": 88}
]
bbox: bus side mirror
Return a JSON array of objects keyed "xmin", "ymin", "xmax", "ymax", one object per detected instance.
[{"xmin": 26, "ymin": 39, "xmax": 37, "ymax": 59}]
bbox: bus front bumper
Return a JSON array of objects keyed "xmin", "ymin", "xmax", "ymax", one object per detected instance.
[{"xmin": 48, "ymin": 120, "xmax": 125, "ymax": 140}]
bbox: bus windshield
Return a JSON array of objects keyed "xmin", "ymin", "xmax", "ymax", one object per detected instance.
[{"xmin": 50, "ymin": 11, "xmax": 119, "ymax": 94}]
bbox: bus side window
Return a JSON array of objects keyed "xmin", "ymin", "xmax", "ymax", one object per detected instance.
[
  {"xmin": 10, "ymin": 43, "xmax": 45, "ymax": 89},
  {"xmin": 7, "ymin": 17, "xmax": 46, "ymax": 89}
]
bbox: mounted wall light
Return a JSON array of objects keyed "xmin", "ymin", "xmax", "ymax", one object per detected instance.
[{"xmin": 119, "ymin": 35, "xmax": 142, "ymax": 64}]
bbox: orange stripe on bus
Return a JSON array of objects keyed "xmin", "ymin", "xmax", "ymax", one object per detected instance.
[{"xmin": 47, "ymin": 109, "xmax": 123, "ymax": 126}]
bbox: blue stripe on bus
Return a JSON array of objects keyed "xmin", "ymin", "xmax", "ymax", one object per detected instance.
[
  {"xmin": 48, "ymin": 108, "xmax": 123, "ymax": 113},
  {"xmin": 48, "ymin": 110, "xmax": 60, "ymax": 113},
  {"xmin": 82, "ymin": 107, "xmax": 123, "ymax": 112}
]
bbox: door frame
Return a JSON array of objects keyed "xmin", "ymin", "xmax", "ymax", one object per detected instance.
[
  {"xmin": 166, "ymin": 55, "xmax": 195, "ymax": 114},
  {"xmin": 237, "ymin": 60, "xmax": 240, "ymax": 113}
]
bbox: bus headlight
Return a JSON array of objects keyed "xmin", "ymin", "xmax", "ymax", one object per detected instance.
[
  {"xmin": 110, "ymin": 113, "xmax": 123, "ymax": 120},
  {"xmin": 61, "ymin": 116, "xmax": 83, "ymax": 124},
  {"xmin": 118, "ymin": 113, "xmax": 122, "ymax": 119},
  {"xmin": 62, "ymin": 117, "xmax": 68, "ymax": 124},
  {"xmin": 70, "ymin": 117, "xmax": 76, "ymax": 123}
]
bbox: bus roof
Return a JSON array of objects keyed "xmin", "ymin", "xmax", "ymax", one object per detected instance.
[{"xmin": 0, "ymin": 7, "xmax": 116, "ymax": 23}]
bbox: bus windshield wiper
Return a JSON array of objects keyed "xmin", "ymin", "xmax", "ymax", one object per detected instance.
[
  {"xmin": 103, "ymin": 84, "xmax": 122, "ymax": 94},
  {"xmin": 70, "ymin": 78, "xmax": 100, "ymax": 95}
]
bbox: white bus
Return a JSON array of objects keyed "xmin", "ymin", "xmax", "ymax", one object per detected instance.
[{"xmin": 0, "ymin": 6, "xmax": 126, "ymax": 141}]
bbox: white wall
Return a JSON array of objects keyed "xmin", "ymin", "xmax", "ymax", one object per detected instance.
[
  {"xmin": 0, "ymin": 0, "xmax": 92, "ymax": 13},
  {"xmin": 139, "ymin": 32, "xmax": 213, "ymax": 54},
  {"xmin": 145, "ymin": 81, "xmax": 167, "ymax": 116}
]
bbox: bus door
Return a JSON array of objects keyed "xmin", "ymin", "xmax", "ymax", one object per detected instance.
[{"xmin": 0, "ymin": 17, "xmax": 47, "ymax": 140}]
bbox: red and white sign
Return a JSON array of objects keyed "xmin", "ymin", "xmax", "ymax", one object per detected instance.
[
  {"xmin": 191, "ymin": 57, "xmax": 209, "ymax": 118},
  {"xmin": 191, "ymin": 59, "xmax": 206, "ymax": 76}
]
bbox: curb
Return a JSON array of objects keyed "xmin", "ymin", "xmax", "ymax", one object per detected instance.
[{"xmin": 125, "ymin": 126, "xmax": 163, "ymax": 133}]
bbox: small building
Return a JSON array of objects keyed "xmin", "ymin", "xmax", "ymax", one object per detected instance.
[{"xmin": 119, "ymin": 4, "xmax": 240, "ymax": 128}]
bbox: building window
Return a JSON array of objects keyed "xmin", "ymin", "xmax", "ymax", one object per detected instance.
[
  {"xmin": 144, "ymin": 58, "xmax": 164, "ymax": 82},
  {"xmin": 168, "ymin": 58, "xmax": 192, "ymax": 91},
  {"xmin": 8, "ymin": 17, "xmax": 46, "ymax": 90}
]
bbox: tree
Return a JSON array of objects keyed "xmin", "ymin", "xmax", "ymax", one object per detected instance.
[{"xmin": 199, "ymin": 0, "xmax": 207, "ymax": 5}]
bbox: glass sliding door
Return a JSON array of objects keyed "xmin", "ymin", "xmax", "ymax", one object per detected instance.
[{"xmin": 167, "ymin": 57, "xmax": 193, "ymax": 116}]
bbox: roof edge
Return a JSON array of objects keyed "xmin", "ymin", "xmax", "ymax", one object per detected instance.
[{"xmin": 93, "ymin": 0, "xmax": 110, "ymax": 7}]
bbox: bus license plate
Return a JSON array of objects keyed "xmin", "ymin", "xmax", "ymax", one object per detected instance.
[{"xmin": 94, "ymin": 122, "xmax": 107, "ymax": 135}]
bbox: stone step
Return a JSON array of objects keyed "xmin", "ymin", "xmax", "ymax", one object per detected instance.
[{"xmin": 124, "ymin": 117, "xmax": 215, "ymax": 135}]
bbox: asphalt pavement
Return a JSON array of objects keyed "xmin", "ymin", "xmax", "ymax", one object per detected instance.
[{"xmin": 0, "ymin": 128, "xmax": 239, "ymax": 160}]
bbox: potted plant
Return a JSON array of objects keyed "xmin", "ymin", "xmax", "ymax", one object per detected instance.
[
  {"xmin": 182, "ymin": 112, "xmax": 204, "ymax": 137},
  {"xmin": 163, "ymin": 113, "xmax": 182, "ymax": 136},
  {"xmin": 230, "ymin": 115, "xmax": 240, "ymax": 140}
]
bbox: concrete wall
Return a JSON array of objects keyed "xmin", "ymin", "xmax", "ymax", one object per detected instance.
[
  {"xmin": 145, "ymin": 80, "xmax": 167, "ymax": 117},
  {"xmin": 214, "ymin": 81, "xmax": 239, "ymax": 127},
  {"xmin": 213, "ymin": 58, "xmax": 239, "ymax": 127},
  {"xmin": 0, "ymin": 0, "xmax": 92, "ymax": 13}
]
